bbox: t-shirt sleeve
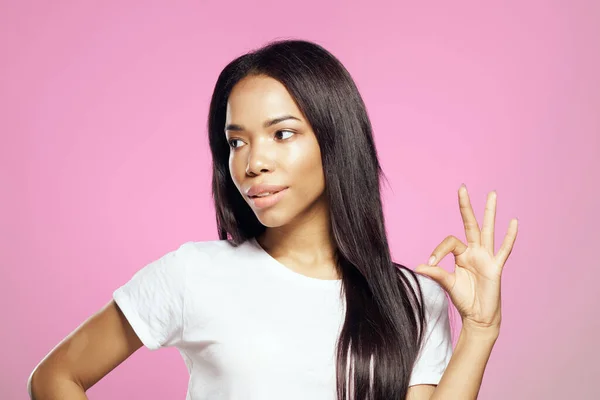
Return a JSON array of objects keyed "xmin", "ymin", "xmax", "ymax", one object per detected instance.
[
  {"xmin": 112, "ymin": 242, "xmax": 191, "ymax": 351},
  {"xmin": 408, "ymin": 280, "xmax": 453, "ymax": 387}
]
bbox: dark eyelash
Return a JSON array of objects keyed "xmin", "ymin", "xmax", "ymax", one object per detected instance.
[
  {"xmin": 275, "ymin": 129, "xmax": 295, "ymax": 139},
  {"xmin": 228, "ymin": 130, "xmax": 295, "ymax": 149}
]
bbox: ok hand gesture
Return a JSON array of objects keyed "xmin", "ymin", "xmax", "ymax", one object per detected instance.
[{"xmin": 415, "ymin": 185, "xmax": 518, "ymax": 333}]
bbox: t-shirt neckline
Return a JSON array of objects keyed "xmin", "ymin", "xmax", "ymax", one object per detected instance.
[{"xmin": 249, "ymin": 237, "xmax": 343, "ymax": 288}]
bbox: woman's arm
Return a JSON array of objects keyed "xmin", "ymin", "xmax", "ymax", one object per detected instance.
[
  {"xmin": 406, "ymin": 324, "xmax": 497, "ymax": 400},
  {"xmin": 429, "ymin": 324, "xmax": 498, "ymax": 399},
  {"xmin": 412, "ymin": 187, "xmax": 518, "ymax": 399},
  {"xmin": 28, "ymin": 300, "xmax": 143, "ymax": 399}
]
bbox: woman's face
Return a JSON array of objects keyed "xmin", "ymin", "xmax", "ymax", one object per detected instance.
[{"xmin": 225, "ymin": 74, "xmax": 327, "ymax": 228}]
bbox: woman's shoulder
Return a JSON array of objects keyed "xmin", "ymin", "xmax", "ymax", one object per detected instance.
[
  {"xmin": 119, "ymin": 238, "xmax": 249, "ymax": 289},
  {"xmin": 169, "ymin": 237, "xmax": 260, "ymax": 275},
  {"xmin": 177, "ymin": 238, "xmax": 232, "ymax": 254},
  {"xmin": 176, "ymin": 237, "xmax": 253, "ymax": 260},
  {"xmin": 397, "ymin": 265, "xmax": 446, "ymax": 302}
]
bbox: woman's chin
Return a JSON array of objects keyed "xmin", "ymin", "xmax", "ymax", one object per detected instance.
[{"xmin": 253, "ymin": 210, "xmax": 292, "ymax": 228}]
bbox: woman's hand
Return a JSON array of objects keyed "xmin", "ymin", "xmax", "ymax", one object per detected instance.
[{"xmin": 415, "ymin": 184, "xmax": 518, "ymax": 334}]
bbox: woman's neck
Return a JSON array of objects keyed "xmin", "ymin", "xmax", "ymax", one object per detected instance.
[{"xmin": 256, "ymin": 209, "xmax": 339, "ymax": 280}]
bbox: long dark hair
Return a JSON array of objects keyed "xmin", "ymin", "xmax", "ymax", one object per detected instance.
[{"xmin": 207, "ymin": 38, "xmax": 427, "ymax": 400}]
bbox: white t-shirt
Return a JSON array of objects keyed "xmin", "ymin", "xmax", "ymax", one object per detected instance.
[{"xmin": 113, "ymin": 238, "xmax": 453, "ymax": 400}]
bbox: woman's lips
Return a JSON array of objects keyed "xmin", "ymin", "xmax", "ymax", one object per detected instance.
[{"xmin": 249, "ymin": 188, "xmax": 288, "ymax": 209}]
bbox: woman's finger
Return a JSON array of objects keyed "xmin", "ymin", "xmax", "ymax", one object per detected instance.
[
  {"xmin": 428, "ymin": 235, "xmax": 468, "ymax": 266},
  {"xmin": 414, "ymin": 263, "xmax": 455, "ymax": 293},
  {"xmin": 496, "ymin": 218, "xmax": 519, "ymax": 266},
  {"xmin": 458, "ymin": 185, "xmax": 481, "ymax": 247},
  {"xmin": 481, "ymin": 191, "xmax": 497, "ymax": 254}
]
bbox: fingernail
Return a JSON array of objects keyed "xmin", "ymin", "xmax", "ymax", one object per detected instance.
[{"xmin": 428, "ymin": 256, "xmax": 436, "ymax": 265}]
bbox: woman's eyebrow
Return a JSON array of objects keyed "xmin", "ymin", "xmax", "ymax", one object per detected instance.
[{"xmin": 225, "ymin": 115, "xmax": 301, "ymax": 132}]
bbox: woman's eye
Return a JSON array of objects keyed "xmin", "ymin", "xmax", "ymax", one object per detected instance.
[
  {"xmin": 229, "ymin": 131, "xmax": 294, "ymax": 149},
  {"xmin": 275, "ymin": 130, "xmax": 295, "ymax": 140},
  {"xmin": 228, "ymin": 139, "xmax": 244, "ymax": 149}
]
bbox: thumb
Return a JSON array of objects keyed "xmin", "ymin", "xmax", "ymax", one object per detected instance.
[{"xmin": 414, "ymin": 264, "xmax": 453, "ymax": 292}]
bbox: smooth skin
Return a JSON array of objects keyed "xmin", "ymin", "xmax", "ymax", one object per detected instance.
[{"xmin": 28, "ymin": 301, "xmax": 142, "ymax": 399}]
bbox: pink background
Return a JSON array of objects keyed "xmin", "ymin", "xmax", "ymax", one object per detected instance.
[{"xmin": 2, "ymin": 1, "xmax": 598, "ymax": 399}]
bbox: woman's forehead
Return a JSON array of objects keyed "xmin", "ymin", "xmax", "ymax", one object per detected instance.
[{"xmin": 226, "ymin": 76, "xmax": 303, "ymax": 125}]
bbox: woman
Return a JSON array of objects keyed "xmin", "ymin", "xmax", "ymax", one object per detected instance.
[{"xmin": 28, "ymin": 39, "xmax": 518, "ymax": 400}]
